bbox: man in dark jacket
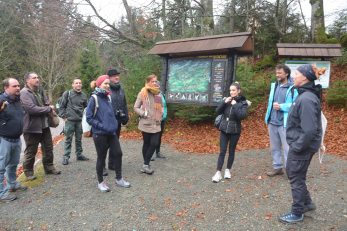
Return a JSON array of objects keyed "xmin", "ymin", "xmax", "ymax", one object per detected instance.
[
  {"xmin": 0, "ymin": 78, "xmax": 27, "ymax": 202},
  {"xmin": 106, "ymin": 68, "xmax": 129, "ymax": 171},
  {"xmin": 59, "ymin": 78, "xmax": 89, "ymax": 165},
  {"xmin": 20, "ymin": 72, "xmax": 61, "ymax": 180},
  {"xmin": 279, "ymin": 64, "xmax": 324, "ymax": 224}
]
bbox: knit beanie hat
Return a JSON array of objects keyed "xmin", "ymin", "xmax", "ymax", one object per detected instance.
[
  {"xmin": 107, "ymin": 68, "xmax": 120, "ymax": 76},
  {"xmin": 96, "ymin": 75, "xmax": 109, "ymax": 87},
  {"xmin": 297, "ymin": 64, "xmax": 317, "ymax": 81}
]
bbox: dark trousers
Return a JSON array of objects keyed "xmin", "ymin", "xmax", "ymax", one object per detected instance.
[
  {"xmin": 141, "ymin": 132, "xmax": 160, "ymax": 165},
  {"xmin": 93, "ymin": 134, "xmax": 123, "ymax": 183},
  {"xmin": 217, "ymin": 131, "xmax": 241, "ymax": 171},
  {"xmin": 23, "ymin": 128, "xmax": 54, "ymax": 176},
  {"xmin": 286, "ymin": 152, "xmax": 314, "ymax": 215},
  {"xmin": 63, "ymin": 120, "xmax": 83, "ymax": 158},
  {"xmin": 155, "ymin": 121, "xmax": 166, "ymax": 154},
  {"xmin": 108, "ymin": 125, "xmax": 121, "ymax": 169}
]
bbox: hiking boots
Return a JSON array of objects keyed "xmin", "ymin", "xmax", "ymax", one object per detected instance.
[
  {"xmin": 77, "ymin": 155, "xmax": 89, "ymax": 161},
  {"xmin": 303, "ymin": 202, "xmax": 317, "ymax": 213},
  {"xmin": 116, "ymin": 178, "xmax": 131, "ymax": 188},
  {"xmin": 0, "ymin": 193, "xmax": 17, "ymax": 202},
  {"xmin": 212, "ymin": 171, "xmax": 222, "ymax": 183},
  {"xmin": 26, "ymin": 175, "xmax": 37, "ymax": 181},
  {"xmin": 45, "ymin": 169, "xmax": 61, "ymax": 175},
  {"xmin": 97, "ymin": 181, "xmax": 110, "ymax": 192},
  {"xmin": 9, "ymin": 184, "xmax": 28, "ymax": 192},
  {"xmin": 224, "ymin": 169, "xmax": 231, "ymax": 179},
  {"xmin": 140, "ymin": 165, "xmax": 154, "ymax": 175},
  {"xmin": 266, "ymin": 168, "xmax": 284, "ymax": 177},
  {"xmin": 62, "ymin": 157, "xmax": 69, "ymax": 165},
  {"xmin": 279, "ymin": 212, "xmax": 304, "ymax": 224}
]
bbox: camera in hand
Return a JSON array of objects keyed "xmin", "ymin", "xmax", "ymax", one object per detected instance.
[{"xmin": 116, "ymin": 109, "xmax": 126, "ymax": 118}]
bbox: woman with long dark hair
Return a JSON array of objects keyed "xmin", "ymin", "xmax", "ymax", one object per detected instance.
[{"xmin": 212, "ymin": 82, "xmax": 249, "ymax": 183}]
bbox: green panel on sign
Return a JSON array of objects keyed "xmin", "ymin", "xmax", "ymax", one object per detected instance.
[{"xmin": 167, "ymin": 59, "xmax": 211, "ymax": 93}]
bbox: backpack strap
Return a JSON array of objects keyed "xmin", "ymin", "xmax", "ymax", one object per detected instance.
[{"xmin": 91, "ymin": 94, "xmax": 98, "ymax": 117}]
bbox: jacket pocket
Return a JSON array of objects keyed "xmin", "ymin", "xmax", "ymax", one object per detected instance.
[{"xmin": 0, "ymin": 119, "xmax": 6, "ymax": 126}]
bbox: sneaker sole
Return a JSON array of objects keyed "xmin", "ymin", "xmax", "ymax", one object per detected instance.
[
  {"xmin": 278, "ymin": 218, "xmax": 303, "ymax": 224},
  {"xmin": 0, "ymin": 197, "xmax": 17, "ymax": 202},
  {"xmin": 99, "ymin": 189, "xmax": 110, "ymax": 192},
  {"xmin": 116, "ymin": 184, "xmax": 131, "ymax": 188},
  {"xmin": 140, "ymin": 170, "xmax": 154, "ymax": 175}
]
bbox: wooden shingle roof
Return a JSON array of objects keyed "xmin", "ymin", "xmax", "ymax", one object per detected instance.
[
  {"xmin": 277, "ymin": 43, "xmax": 342, "ymax": 58},
  {"xmin": 149, "ymin": 32, "xmax": 253, "ymax": 56}
]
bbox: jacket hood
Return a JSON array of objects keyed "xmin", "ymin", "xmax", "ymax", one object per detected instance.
[{"xmin": 298, "ymin": 82, "xmax": 322, "ymax": 99}]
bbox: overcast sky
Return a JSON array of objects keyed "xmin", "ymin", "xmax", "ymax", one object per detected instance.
[{"xmin": 77, "ymin": 0, "xmax": 347, "ymax": 28}]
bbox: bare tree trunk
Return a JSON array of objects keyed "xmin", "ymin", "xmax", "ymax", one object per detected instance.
[
  {"xmin": 162, "ymin": 0, "xmax": 167, "ymax": 37},
  {"xmin": 310, "ymin": 0, "xmax": 325, "ymax": 42},
  {"xmin": 200, "ymin": 0, "xmax": 214, "ymax": 35},
  {"xmin": 229, "ymin": 0, "xmax": 236, "ymax": 33},
  {"xmin": 122, "ymin": 0, "xmax": 137, "ymax": 36},
  {"xmin": 298, "ymin": 0, "xmax": 310, "ymax": 41}
]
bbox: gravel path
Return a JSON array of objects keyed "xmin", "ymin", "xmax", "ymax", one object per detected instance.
[{"xmin": 0, "ymin": 137, "xmax": 346, "ymax": 231}]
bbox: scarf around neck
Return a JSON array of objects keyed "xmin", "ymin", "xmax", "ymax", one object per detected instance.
[{"xmin": 139, "ymin": 84, "xmax": 162, "ymax": 121}]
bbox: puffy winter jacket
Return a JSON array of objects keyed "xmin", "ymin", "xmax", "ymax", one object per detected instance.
[
  {"xmin": 216, "ymin": 95, "xmax": 248, "ymax": 134},
  {"xmin": 0, "ymin": 93, "xmax": 24, "ymax": 139},
  {"xmin": 86, "ymin": 91, "xmax": 118, "ymax": 135}
]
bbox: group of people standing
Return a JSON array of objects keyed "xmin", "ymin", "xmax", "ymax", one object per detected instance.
[
  {"xmin": 0, "ymin": 63, "xmax": 325, "ymax": 225},
  {"xmin": 212, "ymin": 63, "xmax": 325, "ymax": 224},
  {"xmin": 0, "ymin": 73, "xmax": 62, "ymax": 202},
  {"xmin": 83, "ymin": 70, "xmax": 169, "ymax": 192},
  {"xmin": 0, "ymin": 69, "xmax": 167, "ymax": 199},
  {"xmin": 67, "ymin": 70, "xmax": 167, "ymax": 192}
]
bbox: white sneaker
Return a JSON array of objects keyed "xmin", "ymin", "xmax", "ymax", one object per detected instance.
[
  {"xmin": 212, "ymin": 171, "xmax": 222, "ymax": 183},
  {"xmin": 116, "ymin": 178, "xmax": 131, "ymax": 188},
  {"xmin": 98, "ymin": 181, "xmax": 110, "ymax": 192},
  {"xmin": 224, "ymin": 169, "xmax": 231, "ymax": 179}
]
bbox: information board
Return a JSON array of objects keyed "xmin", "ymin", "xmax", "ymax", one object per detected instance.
[
  {"xmin": 285, "ymin": 60, "xmax": 331, "ymax": 88},
  {"xmin": 166, "ymin": 57, "xmax": 228, "ymax": 105}
]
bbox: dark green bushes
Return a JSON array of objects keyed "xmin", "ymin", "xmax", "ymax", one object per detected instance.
[{"xmin": 326, "ymin": 80, "xmax": 347, "ymax": 108}]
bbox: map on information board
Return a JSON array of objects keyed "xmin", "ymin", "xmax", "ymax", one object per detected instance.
[{"xmin": 167, "ymin": 59, "xmax": 211, "ymax": 103}]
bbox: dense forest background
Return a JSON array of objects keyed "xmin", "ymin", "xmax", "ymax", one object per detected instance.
[{"xmin": 0, "ymin": 0, "xmax": 346, "ymax": 120}]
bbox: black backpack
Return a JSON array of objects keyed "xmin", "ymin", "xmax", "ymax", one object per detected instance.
[{"xmin": 57, "ymin": 90, "xmax": 71, "ymax": 117}]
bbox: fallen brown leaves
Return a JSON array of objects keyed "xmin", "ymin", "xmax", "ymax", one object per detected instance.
[{"xmin": 122, "ymin": 100, "xmax": 346, "ymax": 159}]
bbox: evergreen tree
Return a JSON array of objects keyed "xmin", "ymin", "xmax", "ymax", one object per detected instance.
[{"xmin": 77, "ymin": 40, "xmax": 103, "ymax": 96}]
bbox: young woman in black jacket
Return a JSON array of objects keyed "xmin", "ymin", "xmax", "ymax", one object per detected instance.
[{"xmin": 212, "ymin": 82, "xmax": 249, "ymax": 183}]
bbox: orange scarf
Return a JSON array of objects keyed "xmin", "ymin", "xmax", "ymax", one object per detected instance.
[{"xmin": 140, "ymin": 84, "xmax": 162, "ymax": 121}]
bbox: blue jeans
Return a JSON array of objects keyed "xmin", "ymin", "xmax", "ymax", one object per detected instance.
[
  {"xmin": 0, "ymin": 137, "xmax": 21, "ymax": 199},
  {"xmin": 268, "ymin": 123, "xmax": 289, "ymax": 169}
]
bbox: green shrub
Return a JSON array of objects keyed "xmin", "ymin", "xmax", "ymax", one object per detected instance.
[
  {"xmin": 236, "ymin": 63, "xmax": 271, "ymax": 108},
  {"xmin": 326, "ymin": 80, "xmax": 347, "ymax": 108},
  {"xmin": 169, "ymin": 104, "xmax": 215, "ymax": 123},
  {"xmin": 335, "ymin": 48, "xmax": 347, "ymax": 66},
  {"xmin": 122, "ymin": 55, "xmax": 161, "ymax": 105},
  {"xmin": 340, "ymin": 33, "xmax": 347, "ymax": 48},
  {"xmin": 253, "ymin": 55, "xmax": 276, "ymax": 71}
]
